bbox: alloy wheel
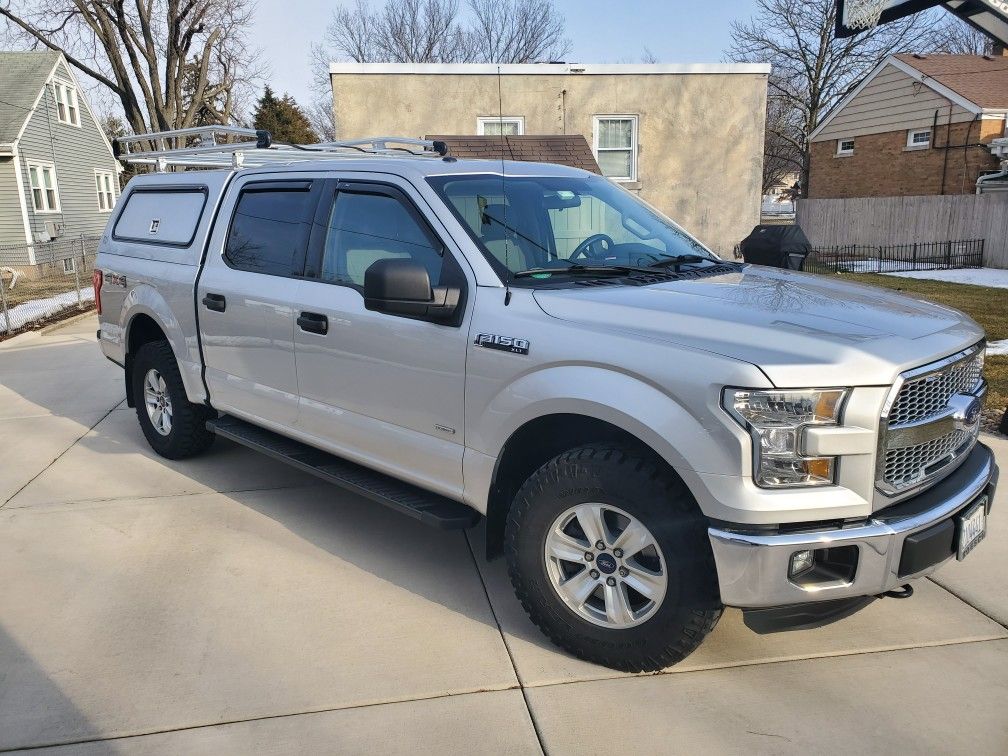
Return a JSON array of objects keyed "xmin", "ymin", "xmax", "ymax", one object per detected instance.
[
  {"xmin": 143, "ymin": 368, "xmax": 173, "ymax": 436},
  {"xmin": 544, "ymin": 503, "xmax": 667, "ymax": 628}
]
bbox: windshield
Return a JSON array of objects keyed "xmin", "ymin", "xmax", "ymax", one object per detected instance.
[{"xmin": 426, "ymin": 173, "xmax": 718, "ymax": 281}]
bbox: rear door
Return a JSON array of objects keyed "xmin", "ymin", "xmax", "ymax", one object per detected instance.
[
  {"xmin": 198, "ymin": 175, "xmax": 322, "ymax": 427},
  {"xmin": 292, "ymin": 176, "xmax": 473, "ymax": 498}
]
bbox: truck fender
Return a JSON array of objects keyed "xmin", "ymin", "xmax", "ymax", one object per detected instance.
[
  {"xmin": 120, "ymin": 284, "xmax": 206, "ymax": 405},
  {"xmin": 466, "ymin": 365, "xmax": 739, "ymax": 515}
]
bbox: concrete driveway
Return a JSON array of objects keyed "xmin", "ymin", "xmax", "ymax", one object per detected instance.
[{"xmin": 1, "ymin": 316, "xmax": 1006, "ymax": 754}]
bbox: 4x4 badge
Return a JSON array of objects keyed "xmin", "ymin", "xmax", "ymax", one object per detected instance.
[{"xmin": 474, "ymin": 333, "xmax": 530, "ymax": 355}]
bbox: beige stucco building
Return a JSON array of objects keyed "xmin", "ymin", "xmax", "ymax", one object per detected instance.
[{"xmin": 328, "ymin": 62, "xmax": 769, "ymax": 255}]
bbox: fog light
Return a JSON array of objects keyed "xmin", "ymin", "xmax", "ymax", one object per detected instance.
[{"xmin": 789, "ymin": 549, "xmax": 814, "ymax": 578}]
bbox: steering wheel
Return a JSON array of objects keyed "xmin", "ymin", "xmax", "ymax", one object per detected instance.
[{"xmin": 569, "ymin": 233, "xmax": 616, "ymax": 262}]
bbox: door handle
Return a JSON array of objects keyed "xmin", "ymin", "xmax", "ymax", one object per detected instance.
[
  {"xmin": 297, "ymin": 311, "xmax": 328, "ymax": 335},
  {"xmin": 202, "ymin": 293, "xmax": 226, "ymax": 312}
]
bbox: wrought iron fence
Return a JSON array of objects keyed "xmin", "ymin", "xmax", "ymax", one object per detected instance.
[
  {"xmin": 0, "ymin": 235, "xmax": 101, "ymax": 338},
  {"xmin": 802, "ymin": 239, "xmax": 985, "ymax": 275}
]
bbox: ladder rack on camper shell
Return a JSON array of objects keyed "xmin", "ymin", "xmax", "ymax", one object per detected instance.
[{"xmin": 113, "ymin": 126, "xmax": 449, "ymax": 171}]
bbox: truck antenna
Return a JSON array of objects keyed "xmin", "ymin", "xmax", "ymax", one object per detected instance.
[{"xmin": 497, "ymin": 65, "xmax": 512, "ymax": 306}]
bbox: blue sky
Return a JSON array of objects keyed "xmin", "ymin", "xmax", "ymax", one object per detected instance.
[{"xmin": 252, "ymin": 0, "xmax": 759, "ymax": 105}]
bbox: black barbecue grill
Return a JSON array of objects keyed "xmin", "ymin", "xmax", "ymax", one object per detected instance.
[{"xmin": 739, "ymin": 224, "xmax": 812, "ymax": 271}]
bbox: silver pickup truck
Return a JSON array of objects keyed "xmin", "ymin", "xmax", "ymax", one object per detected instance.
[{"xmin": 96, "ymin": 128, "xmax": 997, "ymax": 671}]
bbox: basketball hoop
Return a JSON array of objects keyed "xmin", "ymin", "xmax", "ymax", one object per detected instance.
[{"xmin": 843, "ymin": 0, "xmax": 888, "ymax": 29}]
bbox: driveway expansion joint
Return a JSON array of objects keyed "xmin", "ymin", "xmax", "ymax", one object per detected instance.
[{"xmin": 463, "ymin": 530, "xmax": 548, "ymax": 756}]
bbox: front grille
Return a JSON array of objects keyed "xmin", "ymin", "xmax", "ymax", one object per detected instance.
[
  {"xmin": 887, "ymin": 351, "xmax": 984, "ymax": 426},
  {"xmin": 882, "ymin": 429, "xmax": 972, "ymax": 491},
  {"xmin": 878, "ymin": 345, "xmax": 985, "ymax": 495}
]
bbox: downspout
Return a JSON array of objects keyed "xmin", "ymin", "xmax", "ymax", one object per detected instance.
[
  {"xmin": 959, "ymin": 114, "xmax": 979, "ymax": 194},
  {"xmin": 939, "ymin": 102, "xmax": 953, "ymax": 195}
]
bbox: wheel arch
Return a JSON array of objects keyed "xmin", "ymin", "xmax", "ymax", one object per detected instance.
[
  {"xmin": 483, "ymin": 412, "xmax": 699, "ymax": 559},
  {"xmin": 123, "ymin": 312, "xmax": 170, "ymax": 407}
]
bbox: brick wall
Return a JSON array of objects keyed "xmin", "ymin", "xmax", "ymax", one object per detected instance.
[{"xmin": 808, "ymin": 120, "xmax": 1004, "ymax": 198}]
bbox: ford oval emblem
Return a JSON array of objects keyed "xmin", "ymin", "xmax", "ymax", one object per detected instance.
[
  {"xmin": 965, "ymin": 398, "xmax": 981, "ymax": 426},
  {"xmin": 949, "ymin": 393, "xmax": 982, "ymax": 431}
]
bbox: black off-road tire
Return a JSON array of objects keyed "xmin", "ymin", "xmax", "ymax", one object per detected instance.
[
  {"xmin": 505, "ymin": 443, "xmax": 723, "ymax": 672},
  {"xmin": 132, "ymin": 340, "xmax": 215, "ymax": 459}
]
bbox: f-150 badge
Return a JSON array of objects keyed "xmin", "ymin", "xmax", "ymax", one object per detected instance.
[{"xmin": 474, "ymin": 333, "xmax": 530, "ymax": 355}]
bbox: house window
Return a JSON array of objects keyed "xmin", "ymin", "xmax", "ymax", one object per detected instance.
[
  {"xmin": 52, "ymin": 81, "xmax": 80, "ymax": 126},
  {"xmin": 27, "ymin": 162, "xmax": 61, "ymax": 212},
  {"xmin": 593, "ymin": 116, "xmax": 638, "ymax": 181},
  {"xmin": 62, "ymin": 257, "xmax": 76, "ymax": 274},
  {"xmin": 836, "ymin": 138, "xmax": 855, "ymax": 156},
  {"xmin": 95, "ymin": 171, "xmax": 116, "ymax": 211},
  {"xmin": 477, "ymin": 116, "xmax": 524, "ymax": 136},
  {"xmin": 907, "ymin": 128, "xmax": 931, "ymax": 148}
]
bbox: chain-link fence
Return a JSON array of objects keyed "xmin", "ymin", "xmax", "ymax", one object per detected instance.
[{"xmin": 0, "ymin": 235, "xmax": 101, "ymax": 338}]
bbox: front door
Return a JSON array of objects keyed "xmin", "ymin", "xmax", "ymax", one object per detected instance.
[
  {"xmin": 293, "ymin": 178, "xmax": 472, "ymax": 498},
  {"xmin": 198, "ymin": 177, "xmax": 321, "ymax": 427}
]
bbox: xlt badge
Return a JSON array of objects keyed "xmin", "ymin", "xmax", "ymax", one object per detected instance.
[{"xmin": 474, "ymin": 333, "xmax": 530, "ymax": 355}]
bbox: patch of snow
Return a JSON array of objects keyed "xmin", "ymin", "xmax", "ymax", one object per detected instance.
[
  {"xmin": 880, "ymin": 267, "xmax": 1008, "ymax": 289},
  {"xmin": 2, "ymin": 287, "xmax": 93, "ymax": 332},
  {"xmin": 987, "ymin": 339, "xmax": 1008, "ymax": 356},
  {"xmin": 835, "ymin": 259, "xmax": 924, "ymax": 273}
]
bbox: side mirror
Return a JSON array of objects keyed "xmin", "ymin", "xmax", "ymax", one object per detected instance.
[{"xmin": 363, "ymin": 258, "xmax": 460, "ymax": 321}]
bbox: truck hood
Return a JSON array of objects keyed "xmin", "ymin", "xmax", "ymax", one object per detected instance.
[{"xmin": 532, "ymin": 265, "xmax": 985, "ymax": 387}]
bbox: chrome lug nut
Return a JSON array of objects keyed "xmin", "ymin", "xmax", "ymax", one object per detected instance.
[
  {"xmin": 613, "ymin": 548, "xmax": 623, "ymax": 558},
  {"xmin": 606, "ymin": 576, "xmax": 617, "ymax": 587},
  {"xmin": 619, "ymin": 567, "xmax": 629, "ymax": 577},
  {"xmin": 584, "ymin": 551, "xmax": 594, "ymax": 561},
  {"xmin": 595, "ymin": 540, "xmax": 606, "ymax": 550},
  {"xmin": 589, "ymin": 569, "xmax": 600, "ymax": 580}
]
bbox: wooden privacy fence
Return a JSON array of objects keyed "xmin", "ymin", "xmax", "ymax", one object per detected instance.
[{"xmin": 796, "ymin": 193, "xmax": 1008, "ymax": 269}]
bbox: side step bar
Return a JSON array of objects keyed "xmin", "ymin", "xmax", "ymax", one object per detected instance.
[{"xmin": 207, "ymin": 415, "xmax": 480, "ymax": 530}]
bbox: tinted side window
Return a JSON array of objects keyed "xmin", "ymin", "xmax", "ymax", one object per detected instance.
[
  {"xmin": 225, "ymin": 186, "xmax": 315, "ymax": 276},
  {"xmin": 320, "ymin": 190, "xmax": 443, "ymax": 287}
]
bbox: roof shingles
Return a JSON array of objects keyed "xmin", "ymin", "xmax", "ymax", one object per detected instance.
[
  {"xmin": 426, "ymin": 134, "xmax": 601, "ymax": 173},
  {"xmin": 0, "ymin": 50, "xmax": 61, "ymax": 144},
  {"xmin": 896, "ymin": 53, "xmax": 1008, "ymax": 110}
]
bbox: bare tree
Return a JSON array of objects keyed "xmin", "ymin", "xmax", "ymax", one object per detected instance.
[
  {"xmin": 318, "ymin": 0, "xmax": 569, "ymax": 65},
  {"xmin": 323, "ymin": 0, "xmax": 471, "ymax": 64},
  {"xmin": 466, "ymin": 0, "xmax": 568, "ymax": 63},
  {"xmin": 727, "ymin": 0, "xmax": 941, "ymax": 196},
  {"xmin": 0, "ymin": 0, "xmax": 262, "ymax": 135},
  {"xmin": 933, "ymin": 16, "xmax": 997, "ymax": 55},
  {"xmin": 762, "ymin": 81, "xmax": 804, "ymax": 193}
]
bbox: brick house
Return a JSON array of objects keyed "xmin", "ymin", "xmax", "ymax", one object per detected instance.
[{"xmin": 808, "ymin": 53, "xmax": 1008, "ymax": 198}]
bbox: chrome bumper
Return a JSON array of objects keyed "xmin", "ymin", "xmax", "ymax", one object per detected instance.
[{"xmin": 708, "ymin": 443, "xmax": 998, "ymax": 608}]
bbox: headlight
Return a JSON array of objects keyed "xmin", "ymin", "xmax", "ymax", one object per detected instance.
[{"xmin": 723, "ymin": 388, "xmax": 847, "ymax": 488}]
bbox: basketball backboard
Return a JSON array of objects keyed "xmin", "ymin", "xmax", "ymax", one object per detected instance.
[{"xmin": 836, "ymin": 0, "xmax": 1008, "ymax": 44}]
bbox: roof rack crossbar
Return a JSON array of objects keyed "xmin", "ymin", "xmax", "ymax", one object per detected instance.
[{"xmin": 114, "ymin": 128, "xmax": 448, "ymax": 171}]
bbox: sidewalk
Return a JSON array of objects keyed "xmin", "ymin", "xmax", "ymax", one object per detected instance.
[{"xmin": 1, "ymin": 316, "xmax": 1005, "ymax": 754}]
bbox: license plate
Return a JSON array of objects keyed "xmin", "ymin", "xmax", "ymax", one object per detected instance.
[{"xmin": 956, "ymin": 497, "xmax": 988, "ymax": 561}]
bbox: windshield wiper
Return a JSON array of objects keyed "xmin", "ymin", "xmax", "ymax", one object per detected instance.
[
  {"xmin": 513, "ymin": 263, "xmax": 655, "ymax": 279},
  {"xmin": 647, "ymin": 254, "xmax": 710, "ymax": 269}
]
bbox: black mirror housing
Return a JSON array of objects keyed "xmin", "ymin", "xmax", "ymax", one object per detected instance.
[{"xmin": 363, "ymin": 258, "xmax": 460, "ymax": 322}]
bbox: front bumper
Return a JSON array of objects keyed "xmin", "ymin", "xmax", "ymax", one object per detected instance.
[{"xmin": 708, "ymin": 442, "xmax": 998, "ymax": 608}]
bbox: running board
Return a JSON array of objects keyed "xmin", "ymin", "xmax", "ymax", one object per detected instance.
[{"xmin": 207, "ymin": 415, "xmax": 480, "ymax": 530}]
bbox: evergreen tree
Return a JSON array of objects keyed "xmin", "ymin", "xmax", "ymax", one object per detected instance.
[{"xmin": 253, "ymin": 86, "xmax": 319, "ymax": 144}]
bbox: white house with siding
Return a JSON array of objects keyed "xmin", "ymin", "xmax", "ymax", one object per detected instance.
[{"xmin": 0, "ymin": 50, "xmax": 121, "ymax": 262}]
